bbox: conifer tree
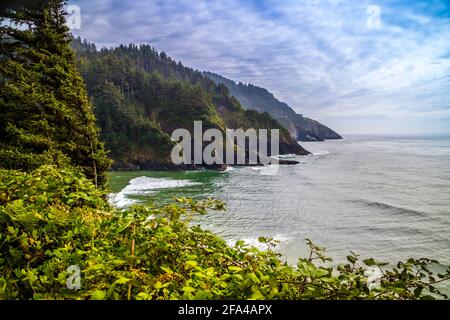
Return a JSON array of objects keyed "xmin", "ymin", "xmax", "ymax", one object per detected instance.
[{"xmin": 0, "ymin": 0, "xmax": 111, "ymax": 188}]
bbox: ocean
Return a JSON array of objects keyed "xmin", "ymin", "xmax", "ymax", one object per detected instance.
[{"xmin": 109, "ymin": 135, "xmax": 450, "ymax": 273}]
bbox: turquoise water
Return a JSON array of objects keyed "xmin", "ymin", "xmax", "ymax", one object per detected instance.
[{"xmin": 109, "ymin": 135, "xmax": 450, "ymax": 275}]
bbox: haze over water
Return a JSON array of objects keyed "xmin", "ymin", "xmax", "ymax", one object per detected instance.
[{"xmin": 110, "ymin": 135, "xmax": 450, "ymax": 267}]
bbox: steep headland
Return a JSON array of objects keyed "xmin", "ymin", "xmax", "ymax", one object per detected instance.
[{"xmin": 204, "ymin": 72, "xmax": 342, "ymax": 142}]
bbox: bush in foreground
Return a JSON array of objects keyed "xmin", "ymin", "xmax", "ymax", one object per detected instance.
[{"xmin": 0, "ymin": 165, "xmax": 449, "ymax": 300}]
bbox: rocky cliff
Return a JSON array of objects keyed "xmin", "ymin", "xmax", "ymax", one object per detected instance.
[{"xmin": 204, "ymin": 72, "xmax": 342, "ymax": 142}]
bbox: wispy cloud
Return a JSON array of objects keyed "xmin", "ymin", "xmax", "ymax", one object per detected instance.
[{"xmin": 70, "ymin": 0, "xmax": 450, "ymax": 134}]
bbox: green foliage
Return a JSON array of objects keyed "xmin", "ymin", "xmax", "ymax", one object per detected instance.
[
  {"xmin": 1, "ymin": 165, "xmax": 449, "ymax": 300},
  {"xmin": 0, "ymin": 165, "xmax": 109, "ymax": 299},
  {"xmin": 0, "ymin": 1, "xmax": 111, "ymax": 188}
]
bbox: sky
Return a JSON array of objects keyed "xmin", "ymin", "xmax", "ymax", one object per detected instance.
[{"xmin": 69, "ymin": 0, "xmax": 450, "ymax": 135}]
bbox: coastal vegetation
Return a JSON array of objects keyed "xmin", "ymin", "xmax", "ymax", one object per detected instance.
[
  {"xmin": 1, "ymin": 165, "xmax": 449, "ymax": 300},
  {"xmin": 0, "ymin": 0, "xmax": 449, "ymax": 300}
]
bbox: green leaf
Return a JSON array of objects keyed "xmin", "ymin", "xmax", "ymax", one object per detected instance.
[
  {"xmin": 136, "ymin": 292, "xmax": 150, "ymax": 300},
  {"xmin": 114, "ymin": 277, "xmax": 130, "ymax": 285},
  {"xmin": 182, "ymin": 286, "xmax": 196, "ymax": 293},
  {"xmin": 185, "ymin": 261, "xmax": 197, "ymax": 268},
  {"xmin": 347, "ymin": 255, "xmax": 357, "ymax": 264},
  {"xmin": 248, "ymin": 273, "xmax": 260, "ymax": 284},
  {"xmin": 363, "ymin": 258, "xmax": 376, "ymax": 266},
  {"xmin": 161, "ymin": 266, "xmax": 173, "ymax": 274},
  {"xmin": 315, "ymin": 268, "xmax": 330, "ymax": 278},
  {"xmin": 228, "ymin": 266, "xmax": 242, "ymax": 273},
  {"xmin": 90, "ymin": 290, "xmax": 106, "ymax": 300}
]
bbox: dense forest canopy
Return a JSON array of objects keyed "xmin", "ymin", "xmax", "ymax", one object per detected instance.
[{"xmin": 72, "ymin": 37, "xmax": 309, "ymax": 169}]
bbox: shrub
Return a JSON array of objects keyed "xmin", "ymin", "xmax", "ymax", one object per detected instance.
[{"xmin": 0, "ymin": 166, "xmax": 449, "ymax": 300}]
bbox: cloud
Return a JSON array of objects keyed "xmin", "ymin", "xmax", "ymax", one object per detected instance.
[{"xmin": 70, "ymin": 0, "xmax": 450, "ymax": 134}]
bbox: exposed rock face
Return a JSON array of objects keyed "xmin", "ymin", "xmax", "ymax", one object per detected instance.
[
  {"xmin": 293, "ymin": 116, "xmax": 342, "ymax": 141},
  {"xmin": 204, "ymin": 72, "xmax": 342, "ymax": 142},
  {"xmin": 111, "ymin": 160, "xmax": 227, "ymax": 171},
  {"xmin": 111, "ymin": 159, "xmax": 300, "ymax": 171}
]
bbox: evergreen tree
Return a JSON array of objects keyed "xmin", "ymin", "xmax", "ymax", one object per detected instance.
[{"xmin": 0, "ymin": 0, "xmax": 111, "ymax": 188}]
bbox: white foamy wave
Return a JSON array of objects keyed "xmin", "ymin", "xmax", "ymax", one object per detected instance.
[
  {"xmin": 108, "ymin": 192, "xmax": 138, "ymax": 207},
  {"xmin": 312, "ymin": 151, "xmax": 330, "ymax": 156},
  {"xmin": 258, "ymin": 165, "xmax": 281, "ymax": 176},
  {"xmin": 271, "ymin": 154, "xmax": 296, "ymax": 159},
  {"xmin": 226, "ymin": 234, "xmax": 291, "ymax": 251},
  {"xmin": 109, "ymin": 176, "xmax": 200, "ymax": 208},
  {"xmin": 224, "ymin": 166, "xmax": 234, "ymax": 172},
  {"xmin": 250, "ymin": 165, "xmax": 278, "ymax": 172}
]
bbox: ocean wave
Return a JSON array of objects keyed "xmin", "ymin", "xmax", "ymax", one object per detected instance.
[
  {"xmin": 312, "ymin": 151, "xmax": 330, "ymax": 156},
  {"xmin": 248, "ymin": 164, "xmax": 281, "ymax": 175},
  {"xmin": 109, "ymin": 176, "xmax": 200, "ymax": 208},
  {"xmin": 226, "ymin": 234, "xmax": 291, "ymax": 250},
  {"xmin": 352, "ymin": 199, "xmax": 428, "ymax": 217},
  {"xmin": 184, "ymin": 170, "xmax": 203, "ymax": 174},
  {"xmin": 108, "ymin": 192, "xmax": 138, "ymax": 208},
  {"xmin": 271, "ymin": 154, "xmax": 296, "ymax": 159}
]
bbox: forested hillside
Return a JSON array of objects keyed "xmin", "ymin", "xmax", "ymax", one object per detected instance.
[
  {"xmin": 72, "ymin": 38, "xmax": 309, "ymax": 170},
  {"xmin": 72, "ymin": 38, "xmax": 308, "ymax": 168},
  {"xmin": 204, "ymin": 72, "xmax": 342, "ymax": 142}
]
